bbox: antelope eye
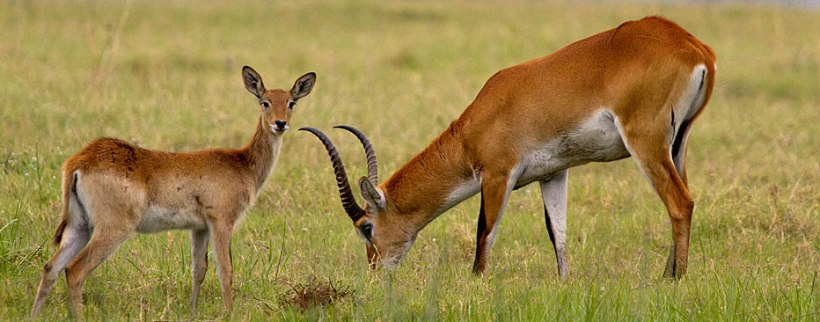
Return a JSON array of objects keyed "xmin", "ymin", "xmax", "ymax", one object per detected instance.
[
  {"xmin": 287, "ymin": 101, "xmax": 296, "ymax": 109},
  {"xmin": 360, "ymin": 222, "xmax": 373, "ymax": 240},
  {"xmin": 261, "ymin": 101, "xmax": 271, "ymax": 109}
]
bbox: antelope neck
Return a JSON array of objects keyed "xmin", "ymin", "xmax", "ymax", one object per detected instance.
[
  {"xmin": 243, "ymin": 116, "xmax": 283, "ymax": 190},
  {"xmin": 380, "ymin": 123, "xmax": 477, "ymax": 227}
]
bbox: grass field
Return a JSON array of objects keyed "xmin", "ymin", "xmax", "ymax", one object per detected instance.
[{"xmin": 1, "ymin": 0, "xmax": 818, "ymax": 320}]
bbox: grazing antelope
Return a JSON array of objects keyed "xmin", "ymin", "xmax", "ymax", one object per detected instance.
[
  {"xmin": 302, "ymin": 16, "xmax": 715, "ymax": 278},
  {"xmin": 31, "ymin": 67, "xmax": 316, "ymax": 317}
]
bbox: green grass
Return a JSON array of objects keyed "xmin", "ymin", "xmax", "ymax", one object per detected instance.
[{"xmin": 1, "ymin": 0, "xmax": 818, "ymax": 320}]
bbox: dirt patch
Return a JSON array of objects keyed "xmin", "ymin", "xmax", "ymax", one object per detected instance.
[{"xmin": 278, "ymin": 277, "xmax": 355, "ymax": 311}]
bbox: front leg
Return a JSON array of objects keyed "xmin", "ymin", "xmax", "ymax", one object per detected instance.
[
  {"xmin": 472, "ymin": 173, "xmax": 514, "ymax": 275},
  {"xmin": 539, "ymin": 170, "xmax": 569, "ymax": 278},
  {"xmin": 190, "ymin": 229, "xmax": 209, "ymax": 313},
  {"xmin": 209, "ymin": 221, "xmax": 234, "ymax": 312}
]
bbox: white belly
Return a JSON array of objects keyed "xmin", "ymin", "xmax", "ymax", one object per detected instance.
[
  {"xmin": 516, "ymin": 109, "xmax": 629, "ymax": 187},
  {"xmin": 136, "ymin": 206, "xmax": 207, "ymax": 233},
  {"xmin": 437, "ymin": 109, "xmax": 631, "ymax": 213}
]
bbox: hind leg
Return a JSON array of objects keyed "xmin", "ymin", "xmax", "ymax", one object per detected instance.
[
  {"xmin": 672, "ymin": 121, "xmax": 693, "ymax": 188},
  {"xmin": 31, "ymin": 223, "xmax": 90, "ymax": 318},
  {"xmin": 64, "ymin": 224, "xmax": 131, "ymax": 317},
  {"xmin": 619, "ymin": 123, "xmax": 694, "ymax": 278},
  {"xmin": 643, "ymin": 155, "xmax": 693, "ymax": 279},
  {"xmin": 667, "ymin": 122, "xmax": 697, "ymax": 276}
]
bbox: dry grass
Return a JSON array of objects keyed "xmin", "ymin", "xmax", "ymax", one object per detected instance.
[{"xmin": 277, "ymin": 277, "xmax": 355, "ymax": 311}]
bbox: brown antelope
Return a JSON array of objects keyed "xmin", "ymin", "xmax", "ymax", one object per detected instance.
[
  {"xmin": 31, "ymin": 67, "xmax": 316, "ymax": 317},
  {"xmin": 302, "ymin": 16, "xmax": 715, "ymax": 278}
]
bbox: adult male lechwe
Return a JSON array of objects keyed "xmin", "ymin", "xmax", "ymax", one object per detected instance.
[
  {"xmin": 31, "ymin": 67, "xmax": 316, "ymax": 317},
  {"xmin": 303, "ymin": 16, "xmax": 715, "ymax": 278}
]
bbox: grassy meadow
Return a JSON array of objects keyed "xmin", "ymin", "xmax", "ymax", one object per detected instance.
[{"xmin": 1, "ymin": 0, "xmax": 818, "ymax": 320}]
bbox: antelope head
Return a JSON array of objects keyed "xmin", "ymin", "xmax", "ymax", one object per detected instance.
[
  {"xmin": 300, "ymin": 126, "xmax": 414, "ymax": 270},
  {"xmin": 243, "ymin": 66, "xmax": 316, "ymax": 135}
]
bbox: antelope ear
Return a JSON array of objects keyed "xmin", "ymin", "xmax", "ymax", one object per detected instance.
[
  {"xmin": 242, "ymin": 66, "xmax": 266, "ymax": 99},
  {"xmin": 359, "ymin": 177, "xmax": 386, "ymax": 211},
  {"xmin": 291, "ymin": 72, "xmax": 316, "ymax": 101}
]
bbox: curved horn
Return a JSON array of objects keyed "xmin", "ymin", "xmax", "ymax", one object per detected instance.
[
  {"xmin": 334, "ymin": 125, "xmax": 378, "ymax": 184},
  {"xmin": 299, "ymin": 127, "xmax": 365, "ymax": 222}
]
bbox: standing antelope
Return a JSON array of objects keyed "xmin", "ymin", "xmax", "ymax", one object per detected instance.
[
  {"xmin": 31, "ymin": 67, "xmax": 316, "ymax": 317},
  {"xmin": 303, "ymin": 16, "xmax": 715, "ymax": 278}
]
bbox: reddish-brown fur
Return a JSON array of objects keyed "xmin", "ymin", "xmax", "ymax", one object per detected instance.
[
  {"xmin": 32, "ymin": 67, "xmax": 316, "ymax": 318},
  {"xmin": 317, "ymin": 16, "xmax": 715, "ymax": 278}
]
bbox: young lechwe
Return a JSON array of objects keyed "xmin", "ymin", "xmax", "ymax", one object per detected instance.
[{"xmin": 31, "ymin": 67, "xmax": 316, "ymax": 317}]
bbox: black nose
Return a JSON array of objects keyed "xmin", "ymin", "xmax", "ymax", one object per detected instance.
[{"xmin": 274, "ymin": 120, "xmax": 287, "ymax": 128}]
